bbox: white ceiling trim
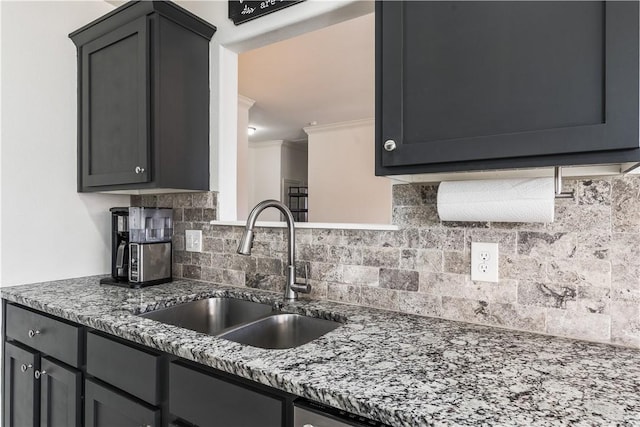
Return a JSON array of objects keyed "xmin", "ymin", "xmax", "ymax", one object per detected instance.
[
  {"xmin": 238, "ymin": 94, "xmax": 256, "ymax": 109},
  {"xmin": 304, "ymin": 118, "xmax": 374, "ymax": 135}
]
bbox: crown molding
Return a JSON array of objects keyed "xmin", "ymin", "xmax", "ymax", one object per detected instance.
[
  {"xmin": 238, "ymin": 94, "xmax": 256, "ymax": 110},
  {"xmin": 304, "ymin": 118, "xmax": 374, "ymax": 135}
]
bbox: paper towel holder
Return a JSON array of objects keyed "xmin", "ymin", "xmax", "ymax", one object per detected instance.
[{"xmin": 554, "ymin": 166, "xmax": 574, "ymax": 199}]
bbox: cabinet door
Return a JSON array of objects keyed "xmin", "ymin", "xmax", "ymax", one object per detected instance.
[
  {"xmin": 81, "ymin": 16, "xmax": 150, "ymax": 188},
  {"xmin": 39, "ymin": 357, "xmax": 81, "ymax": 427},
  {"xmin": 377, "ymin": 1, "xmax": 639, "ymax": 174},
  {"xmin": 3, "ymin": 342, "xmax": 38, "ymax": 427},
  {"xmin": 170, "ymin": 362, "xmax": 283, "ymax": 427},
  {"xmin": 85, "ymin": 379, "xmax": 160, "ymax": 427}
]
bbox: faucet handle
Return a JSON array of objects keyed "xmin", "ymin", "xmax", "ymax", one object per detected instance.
[{"xmin": 291, "ymin": 263, "xmax": 311, "ymax": 294}]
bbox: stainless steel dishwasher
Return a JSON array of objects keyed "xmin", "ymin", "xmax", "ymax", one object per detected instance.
[{"xmin": 294, "ymin": 399, "xmax": 390, "ymax": 427}]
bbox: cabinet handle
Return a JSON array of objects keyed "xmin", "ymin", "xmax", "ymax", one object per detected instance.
[
  {"xmin": 135, "ymin": 166, "xmax": 145, "ymax": 174},
  {"xmin": 34, "ymin": 370, "xmax": 46, "ymax": 380},
  {"xmin": 20, "ymin": 364, "xmax": 33, "ymax": 373},
  {"xmin": 383, "ymin": 139, "xmax": 397, "ymax": 152},
  {"xmin": 28, "ymin": 329, "xmax": 41, "ymax": 338}
]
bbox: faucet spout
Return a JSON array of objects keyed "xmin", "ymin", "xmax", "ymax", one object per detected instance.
[{"xmin": 237, "ymin": 200, "xmax": 310, "ymax": 301}]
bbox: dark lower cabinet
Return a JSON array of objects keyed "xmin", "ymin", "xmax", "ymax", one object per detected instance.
[
  {"xmin": 5, "ymin": 304, "xmax": 82, "ymax": 369},
  {"xmin": 39, "ymin": 357, "xmax": 82, "ymax": 427},
  {"xmin": 4, "ymin": 301, "xmax": 368, "ymax": 427},
  {"xmin": 169, "ymin": 361, "xmax": 285, "ymax": 427},
  {"xmin": 2, "ymin": 343, "xmax": 81, "ymax": 427},
  {"xmin": 86, "ymin": 331, "xmax": 161, "ymax": 406},
  {"xmin": 3, "ymin": 342, "xmax": 38, "ymax": 427},
  {"xmin": 85, "ymin": 379, "xmax": 160, "ymax": 427}
]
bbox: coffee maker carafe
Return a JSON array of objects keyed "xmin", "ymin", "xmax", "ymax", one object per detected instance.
[
  {"xmin": 101, "ymin": 207, "xmax": 173, "ymax": 288},
  {"xmin": 101, "ymin": 207, "xmax": 130, "ymax": 284}
]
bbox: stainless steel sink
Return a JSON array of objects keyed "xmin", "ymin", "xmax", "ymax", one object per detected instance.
[
  {"xmin": 139, "ymin": 297, "xmax": 274, "ymax": 335},
  {"xmin": 139, "ymin": 297, "xmax": 342, "ymax": 349},
  {"xmin": 219, "ymin": 313, "xmax": 341, "ymax": 349}
]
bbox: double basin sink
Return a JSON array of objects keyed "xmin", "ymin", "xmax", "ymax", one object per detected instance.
[{"xmin": 139, "ymin": 298, "xmax": 341, "ymax": 349}]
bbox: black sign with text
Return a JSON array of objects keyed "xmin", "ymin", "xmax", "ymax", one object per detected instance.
[{"xmin": 228, "ymin": 0, "xmax": 305, "ymax": 25}]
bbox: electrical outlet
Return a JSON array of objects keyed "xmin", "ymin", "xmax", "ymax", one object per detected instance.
[
  {"xmin": 185, "ymin": 230, "xmax": 202, "ymax": 252},
  {"xmin": 471, "ymin": 242, "xmax": 499, "ymax": 282}
]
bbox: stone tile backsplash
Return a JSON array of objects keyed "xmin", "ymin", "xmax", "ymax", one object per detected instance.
[{"xmin": 132, "ymin": 176, "xmax": 640, "ymax": 348}]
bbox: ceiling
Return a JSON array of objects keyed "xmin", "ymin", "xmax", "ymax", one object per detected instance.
[{"xmin": 238, "ymin": 13, "xmax": 375, "ymax": 143}]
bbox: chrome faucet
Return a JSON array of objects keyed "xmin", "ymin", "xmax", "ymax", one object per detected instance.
[{"xmin": 237, "ymin": 199, "xmax": 311, "ymax": 301}]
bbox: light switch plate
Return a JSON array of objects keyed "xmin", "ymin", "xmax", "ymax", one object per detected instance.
[
  {"xmin": 185, "ymin": 230, "xmax": 202, "ymax": 252},
  {"xmin": 471, "ymin": 242, "xmax": 499, "ymax": 283}
]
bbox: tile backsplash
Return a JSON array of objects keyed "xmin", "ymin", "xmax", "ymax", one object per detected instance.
[{"xmin": 132, "ymin": 176, "xmax": 640, "ymax": 348}]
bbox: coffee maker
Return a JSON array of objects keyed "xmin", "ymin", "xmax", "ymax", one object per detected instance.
[{"xmin": 100, "ymin": 207, "xmax": 173, "ymax": 288}]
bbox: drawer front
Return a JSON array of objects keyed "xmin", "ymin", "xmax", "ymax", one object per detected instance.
[
  {"xmin": 86, "ymin": 332, "xmax": 160, "ymax": 405},
  {"xmin": 293, "ymin": 406, "xmax": 352, "ymax": 427},
  {"xmin": 5, "ymin": 304, "xmax": 82, "ymax": 368},
  {"xmin": 170, "ymin": 362, "xmax": 283, "ymax": 427},
  {"xmin": 85, "ymin": 379, "xmax": 160, "ymax": 427}
]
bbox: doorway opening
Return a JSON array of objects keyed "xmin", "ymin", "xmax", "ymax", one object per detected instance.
[{"xmin": 235, "ymin": 12, "xmax": 392, "ymax": 225}]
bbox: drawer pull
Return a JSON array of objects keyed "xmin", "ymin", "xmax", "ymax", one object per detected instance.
[
  {"xmin": 34, "ymin": 369, "xmax": 47, "ymax": 380},
  {"xmin": 28, "ymin": 329, "xmax": 41, "ymax": 338},
  {"xmin": 20, "ymin": 363, "xmax": 33, "ymax": 373}
]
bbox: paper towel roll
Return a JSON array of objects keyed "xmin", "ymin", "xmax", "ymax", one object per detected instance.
[{"xmin": 437, "ymin": 178, "xmax": 555, "ymax": 223}]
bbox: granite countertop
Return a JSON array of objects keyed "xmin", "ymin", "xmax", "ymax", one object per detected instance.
[{"xmin": 2, "ymin": 276, "xmax": 639, "ymax": 426}]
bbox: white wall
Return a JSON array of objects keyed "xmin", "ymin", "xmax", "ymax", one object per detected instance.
[
  {"xmin": 0, "ymin": 1, "xmax": 373, "ymax": 287},
  {"xmin": 176, "ymin": 0, "xmax": 374, "ymax": 221},
  {"xmin": 0, "ymin": 1, "xmax": 3, "ymax": 284},
  {"xmin": 237, "ymin": 95, "xmax": 255, "ymax": 220},
  {"xmin": 305, "ymin": 119, "xmax": 391, "ymax": 224},
  {"xmin": 0, "ymin": 1, "xmax": 129, "ymax": 286},
  {"xmin": 247, "ymin": 141, "xmax": 308, "ymax": 221},
  {"xmin": 281, "ymin": 141, "xmax": 308, "ymax": 187},
  {"xmin": 248, "ymin": 141, "xmax": 284, "ymax": 222}
]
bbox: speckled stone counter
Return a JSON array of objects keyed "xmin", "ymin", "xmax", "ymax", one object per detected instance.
[{"xmin": 2, "ymin": 276, "xmax": 639, "ymax": 426}]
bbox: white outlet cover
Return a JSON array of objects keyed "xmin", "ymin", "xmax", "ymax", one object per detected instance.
[
  {"xmin": 471, "ymin": 242, "xmax": 499, "ymax": 283},
  {"xmin": 185, "ymin": 230, "xmax": 203, "ymax": 252}
]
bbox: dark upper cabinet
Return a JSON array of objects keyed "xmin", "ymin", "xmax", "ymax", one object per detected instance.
[
  {"xmin": 376, "ymin": 1, "xmax": 640, "ymax": 176},
  {"xmin": 69, "ymin": 1, "xmax": 216, "ymax": 192},
  {"xmin": 80, "ymin": 17, "xmax": 149, "ymax": 188}
]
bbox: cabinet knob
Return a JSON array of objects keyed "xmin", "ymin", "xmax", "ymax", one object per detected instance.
[
  {"xmin": 28, "ymin": 329, "xmax": 41, "ymax": 338},
  {"xmin": 135, "ymin": 166, "xmax": 145, "ymax": 174},
  {"xmin": 34, "ymin": 370, "xmax": 46, "ymax": 380},
  {"xmin": 383, "ymin": 139, "xmax": 397, "ymax": 152},
  {"xmin": 20, "ymin": 364, "xmax": 33, "ymax": 373},
  {"xmin": 302, "ymin": 424, "xmax": 314, "ymax": 427}
]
